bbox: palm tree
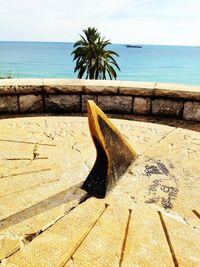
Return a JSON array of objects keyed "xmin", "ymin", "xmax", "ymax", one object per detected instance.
[{"xmin": 71, "ymin": 27, "xmax": 120, "ymax": 80}]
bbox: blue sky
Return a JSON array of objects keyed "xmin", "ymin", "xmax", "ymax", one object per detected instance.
[{"xmin": 0, "ymin": 0, "xmax": 200, "ymax": 45}]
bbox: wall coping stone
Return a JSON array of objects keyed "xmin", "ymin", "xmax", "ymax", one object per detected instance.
[
  {"xmin": 82, "ymin": 79, "xmax": 120, "ymax": 94},
  {"xmin": 119, "ymin": 81, "xmax": 156, "ymax": 96},
  {"xmin": 0, "ymin": 79, "xmax": 200, "ymax": 100},
  {"xmin": 155, "ymin": 82, "xmax": 200, "ymax": 100},
  {"xmin": 43, "ymin": 78, "xmax": 83, "ymax": 93},
  {"xmin": 0, "ymin": 78, "xmax": 43, "ymax": 94}
]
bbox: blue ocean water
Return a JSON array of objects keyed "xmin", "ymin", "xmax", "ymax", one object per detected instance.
[{"xmin": 0, "ymin": 41, "xmax": 200, "ymax": 85}]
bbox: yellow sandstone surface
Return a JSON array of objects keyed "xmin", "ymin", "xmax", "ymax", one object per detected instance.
[{"xmin": 0, "ymin": 116, "xmax": 199, "ymax": 266}]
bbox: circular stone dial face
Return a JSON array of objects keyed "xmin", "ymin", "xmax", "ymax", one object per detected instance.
[{"xmin": 0, "ymin": 116, "xmax": 199, "ymax": 266}]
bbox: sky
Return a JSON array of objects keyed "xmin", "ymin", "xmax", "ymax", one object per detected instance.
[{"xmin": 0, "ymin": 0, "xmax": 200, "ymax": 45}]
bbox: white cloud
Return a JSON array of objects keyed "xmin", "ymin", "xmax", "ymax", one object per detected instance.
[{"xmin": 0, "ymin": 0, "xmax": 200, "ymax": 45}]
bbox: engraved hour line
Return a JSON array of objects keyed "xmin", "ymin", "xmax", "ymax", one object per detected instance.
[
  {"xmin": 0, "ymin": 178, "xmax": 59, "ymax": 198},
  {"xmin": 119, "ymin": 209, "xmax": 132, "ymax": 267},
  {"xmin": 5, "ymin": 157, "xmax": 48, "ymax": 160},
  {"xmin": 192, "ymin": 210, "xmax": 200, "ymax": 220},
  {"xmin": 0, "ymin": 139, "xmax": 56, "ymax": 146},
  {"xmin": 64, "ymin": 204, "xmax": 109, "ymax": 265},
  {"xmin": 0, "ymin": 168, "xmax": 51, "ymax": 179},
  {"xmin": 158, "ymin": 211, "xmax": 179, "ymax": 267}
]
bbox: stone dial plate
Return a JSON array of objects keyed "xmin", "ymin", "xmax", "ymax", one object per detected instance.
[{"xmin": 0, "ymin": 117, "xmax": 199, "ymax": 266}]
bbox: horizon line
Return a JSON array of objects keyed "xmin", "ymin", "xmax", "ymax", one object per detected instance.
[{"xmin": 0, "ymin": 40, "xmax": 198, "ymax": 47}]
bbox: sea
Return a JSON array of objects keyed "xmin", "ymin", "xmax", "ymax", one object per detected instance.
[{"xmin": 0, "ymin": 41, "xmax": 200, "ymax": 85}]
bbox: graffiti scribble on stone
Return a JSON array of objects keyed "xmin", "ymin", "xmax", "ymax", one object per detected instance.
[
  {"xmin": 146, "ymin": 179, "xmax": 178, "ymax": 209},
  {"xmin": 144, "ymin": 165, "xmax": 163, "ymax": 177}
]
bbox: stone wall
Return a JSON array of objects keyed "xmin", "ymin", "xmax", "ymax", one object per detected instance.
[{"xmin": 0, "ymin": 78, "xmax": 200, "ymax": 122}]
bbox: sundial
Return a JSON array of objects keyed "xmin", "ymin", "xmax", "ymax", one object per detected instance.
[{"xmin": 0, "ymin": 101, "xmax": 199, "ymax": 266}]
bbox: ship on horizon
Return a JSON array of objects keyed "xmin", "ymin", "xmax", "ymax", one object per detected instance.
[{"xmin": 126, "ymin": 44, "xmax": 142, "ymax": 48}]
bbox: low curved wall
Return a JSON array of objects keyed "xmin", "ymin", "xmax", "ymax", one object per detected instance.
[{"xmin": 0, "ymin": 78, "xmax": 200, "ymax": 122}]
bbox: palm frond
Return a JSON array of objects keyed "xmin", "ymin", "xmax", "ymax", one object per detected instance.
[{"xmin": 71, "ymin": 27, "xmax": 120, "ymax": 80}]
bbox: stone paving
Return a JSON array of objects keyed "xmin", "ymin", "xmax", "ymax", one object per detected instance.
[{"xmin": 0, "ymin": 116, "xmax": 199, "ymax": 266}]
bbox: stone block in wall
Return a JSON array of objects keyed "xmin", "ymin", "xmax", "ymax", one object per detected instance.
[
  {"xmin": 0, "ymin": 96, "xmax": 18, "ymax": 113},
  {"xmin": 19, "ymin": 95, "xmax": 43, "ymax": 113},
  {"xmin": 45, "ymin": 95, "xmax": 80, "ymax": 112},
  {"xmin": 82, "ymin": 95, "xmax": 98, "ymax": 112},
  {"xmin": 152, "ymin": 99, "xmax": 183, "ymax": 117},
  {"xmin": 98, "ymin": 95, "xmax": 132, "ymax": 114},
  {"xmin": 133, "ymin": 97, "xmax": 151, "ymax": 115},
  {"xmin": 183, "ymin": 101, "xmax": 200, "ymax": 121}
]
